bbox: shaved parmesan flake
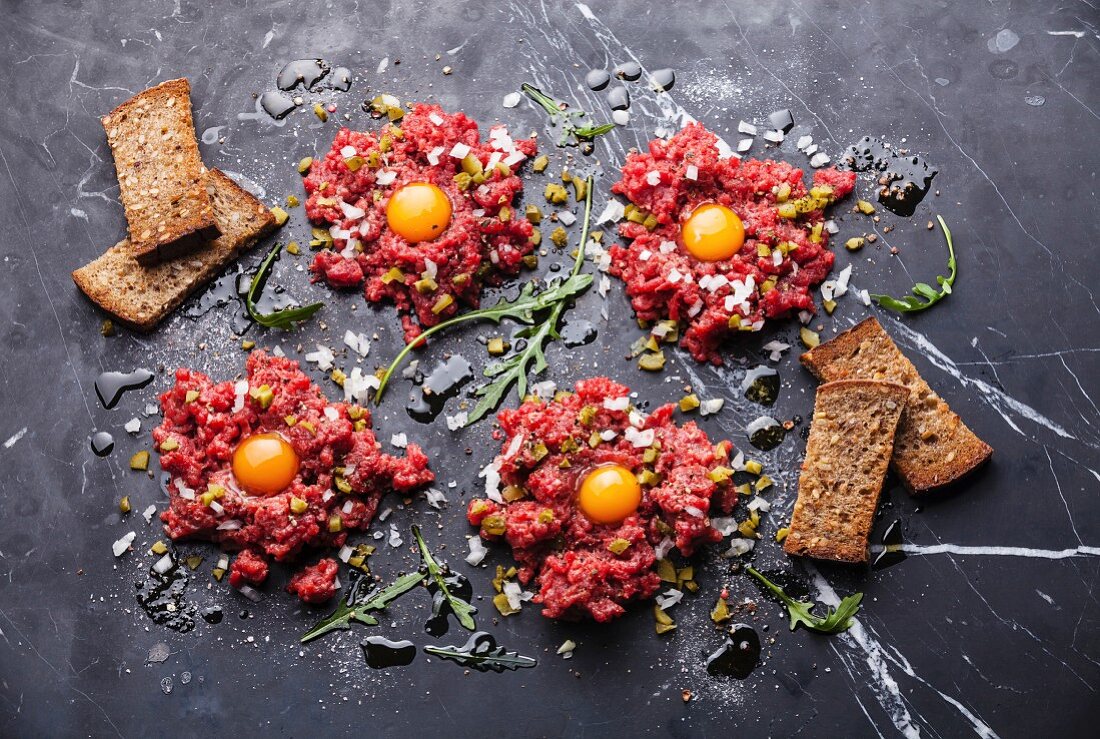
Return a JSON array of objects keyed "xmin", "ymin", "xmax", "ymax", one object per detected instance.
[{"xmin": 466, "ymin": 536, "xmax": 487, "ymax": 566}]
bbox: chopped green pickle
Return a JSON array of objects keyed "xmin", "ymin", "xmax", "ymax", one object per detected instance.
[
  {"xmin": 608, "ymin": 538, "xmax": 632, "ymax": 555},
  {"xmin": 493, "ymin": 592, "xmax": 520, "ymax": 616},
  {"xmin": 481, "ymin": 514, "xmax": 507, "ymax": 536},
  {"xmin": 129, "ymin": 450, "xmax": 150, "ymax": 471},
  {"xmin": 119, "ymin": 496, "xmax": 131, "ymax": 514}
]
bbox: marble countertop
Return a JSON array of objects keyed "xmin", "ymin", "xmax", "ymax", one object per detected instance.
[{"xmin": 0, "ymin": 1, "xmax": 1096, "ymax": 736}]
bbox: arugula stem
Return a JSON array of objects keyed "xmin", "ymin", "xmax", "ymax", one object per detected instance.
[
  {"xmin": 746, "ymin": 566, "xmax": 790, "ymax": 603},
  {"xmin": 247, "ymin": 243, "xmax": 324, "ymax": 329}
]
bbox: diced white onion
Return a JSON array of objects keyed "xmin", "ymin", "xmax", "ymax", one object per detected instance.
[
  {"xmin": 466, "ymin": 536, "xmax": 488, "ymax": 566},
  {"xmin": 449, "ymin": 142, "xmax": 471, "ymax": 159}
]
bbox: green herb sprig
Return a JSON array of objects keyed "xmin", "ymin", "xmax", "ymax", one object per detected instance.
[
  {"xmin": 870, "ymin": 215, "xmax": 957, "ymax": 314},
  {"xmin": 247, "ymin": 243, "xmax": 324, "ymax": 329},
  {"xmin": 746, "ymin": 566, "xmax": 863, "ymax": 635},
  {"xmin": 521, "ymin": 83, "xmax": 616, "ymax": 146},
  {"xmin": 375, "ymin": 176, "xmax": 595, "ymax": 426},
  {"xmin": 412, "ymin": 525, "xmax": 477, "ymax": 631},
  {"xmin": 300, "ymin": 570, "xmax": 422, "ymax": 643}
]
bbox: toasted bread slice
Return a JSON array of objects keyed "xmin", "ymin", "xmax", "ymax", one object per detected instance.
[
  {"xmin": 102, "ymin": 78, "xmax": 218, "ymax": 262},
  {"xmin": 801, "ymin": 317, "xmax": 993, "ymax": 495},
  {"xmin": 784, "ymin": 379, "xmax": 909, "ymax": 563},
  {"xmin": 73, "ymin": 170, "xmax": 276, "ymax": 331}
]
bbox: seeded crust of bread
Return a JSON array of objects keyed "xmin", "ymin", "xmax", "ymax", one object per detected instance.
[
  {"xmin": 801, "ymin": 317, "xmax": 993, "ymax": 495},
  {"xmin": 72, "ymin": 170, "xmax": 276, "ymax": 331},
  {"xmin": 102, "ymin": 78, "xmax": 219, "ymax": 262},
  {"xmin": 784, "ymin": 380, "xmax": 909, "ymax": 563}
]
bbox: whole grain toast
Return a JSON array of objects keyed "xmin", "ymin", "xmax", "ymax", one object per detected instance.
[
  {"xmin": 800, "ymin": 317, "xmax": 993, "ymax": 495},
  {"xmin": 784, "ymin": 379, "xmax": 909, "ymax": 563},
  {"xmin": 102, "ymin": 78, "xmax": 218, "ymax": 262},
  {"xmin": 72, "ymin": 169, "xmax": 276, "ymax": 331}
]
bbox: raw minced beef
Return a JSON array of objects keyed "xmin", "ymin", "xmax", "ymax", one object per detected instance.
[
  {"xmin": 609, "ymin": 123, "xmax": 856, "ymax": 364},
  {"xmin": 153, "ymin": 351, "xmax": 434, "ymax": 603},
  {"xmin": 304, "ymin": 103, "xmax": 538, "ymax": 342},
  {"xmin": 466, "ymin": 377, "xmax": 737, "ymax": 622}
]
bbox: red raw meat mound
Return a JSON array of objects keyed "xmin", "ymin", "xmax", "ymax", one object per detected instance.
[
  {"xmin": 466, "ymin": 377, "xmax": 737, "ymax": 622},
  {"xmin": 609, "ymin": 122, "xmax": 856, "ymax": 364},
  {"xmin": 304, "ymin": 103, "xmax": 538, "ymax": 342},
  {"xmin": 153, "ymin": 350, "xmax": 434, "ymax": 603}
]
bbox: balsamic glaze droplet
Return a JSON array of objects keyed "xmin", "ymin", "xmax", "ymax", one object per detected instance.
[
  {"xmin": 705, "ymin": 623, "xmax": 761, "ymax": 678},
  {"xmin": 650, "ymin": 68, "xmax": 676, "ymax": 91},
  {"xmin": 90, "ymin": 431, "xmax": 115, "ymax": 457},
  {"xmin": 406, "ymin": 355, "xmax": 473, "ymax": 423},
  {"xmin": 361, "ymin": 636, "xmax": 417, "ymax": 669},
  {"xmin": 613, "ymin": 61, "xmax": 642, "ymax": 81},
  {"xmin": 872, "ymin": 518, "xmax": 907, "ymax": 570},
  {"xmin": 259, "ymin": 91, "xmax": 298, "ymax": 120},
  {"xmin": 607, "ymin": 85, "xmax": 631, "ymax": 111},
  {"xmin": 200, "ymin": 606, "xmax": 224, "ymax": 624},
  {"xmin": 135, "ymin": 563, "xmax": 196, "ymax": 633},
  {"xmin": 95, "ymin": 368, "xmax": 155, "ymax": 409},
  {"xmin": 842, "ymin": 136, "xmax": 938, "ymax": 217},
  {"xmin": 276, "ymin": 59, "xmax": 330, "ymax": 91},
  {"xmin": 585, "ymin": 69, "xmax": 611, "ymax": 91},
  {"xmin": 742, "ymin": 366, "xmax": 780, "ymax": 406},
  {"xmin": 560, "ymin": 319, "xmax": 597, "ymax": 348},
  {"xmin": 747, "ymin": 417, "xmax": 785, "ymax": 451},
  {"xmin": 767, "ymin": 109, "xmax": 795, "ymax": 133}
]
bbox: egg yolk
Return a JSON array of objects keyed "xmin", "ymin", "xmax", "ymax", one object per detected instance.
[
  {"xmin": 681, "ymin": 203, "xmax": 744, "ymax": 262},
  {"xmin": 232, "ymin": 433, "xmax": 299, "ymax": 496},
  {"xmin": 577, "ymin": 464, "xmax": 642, "ymax": 525},
  {"xmin": 385, "ymin": 182, "xmax": 452, "ymax": 243}
]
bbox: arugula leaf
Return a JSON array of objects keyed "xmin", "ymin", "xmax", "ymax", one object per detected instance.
[
  {"xmin": 462, "ymin": 175, "xmax": 595, "ymax": 425},
  {"xmin": 521, "ymin": 83, "xmax": 616, "ymax": 147},
  {"xmin": 375, "ymin": 176, "xmax": 595, "ymax": 425},
  {"xmin": 412, "ymin": 525, "xmax": 477, "ymax": 631},
  {"xmin": 300, "ymin": 570, "xmax": 423, "ymax": 643},
  {"xmin": 374, "ymin": 272, "xmax": 591, "ymax": 400},
  {"xmin": 424, "ymin": 633, "xmax": 537, "ymax": 673},
  {"xmin": 247, "ymin": 243, "xmax": 324, "ymax": 329},
  {"xmin": 870, "ymin": 215, "xmax": 957, "ymax": 314},
  {"xmin": 746, "ymin": 566, "xmax": 863, "ymax": 635}
]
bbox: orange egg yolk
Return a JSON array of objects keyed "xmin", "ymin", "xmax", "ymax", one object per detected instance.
[
  {"xmin": 577, "ymin": 464, "xmax": 642, "ymax": 525},
  {"xmin": 681, "ymin": 203, "xmax": 745, "ymax": 261},
  {"xmin": 232, "ymin": 433, "xmax": 299, "ymax": 496},
  {"xmin": 385, "ymin": 182, "xmax": 452, "ymax": 243}
]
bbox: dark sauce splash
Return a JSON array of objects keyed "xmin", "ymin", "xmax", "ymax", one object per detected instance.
[
  {"xmin": 362, "ymin": 636, "xmax": 417, "ymax": 669},
  {"xmin": 843, "ymin": 136, "xmax": 938, "ymax": 217},
  {"xmin": 95, "ymin": 368, "xmax": 154, "ymax": 409},
  {"xmin": 90, "ymin": 431, "xmax": 115, "ymax": 457},
  {"xmin": 742, "ymin": 366, "xmax": 779, "ymax": 406},
  {"xmin": 747, "ymin": 417, "xmax": 785, "ymax": 451},
  {"xmin": 276, "ymin": 59, "xmax": 330, "ymax": 91},
  {"xmin": 407, "ymin": 355, "xmax": 473, "ymax": 424},
  {"xmin": 706, "ymin": 623, "xmax": 761, "ymax": 679},
  {"xmin": 425, "ymin": 631, "xmax": 537, "ymax": 673},
  {"xmin": 560, "ymin": 319, "xmax": 597, "ymax": 348},
  {"xmin": 135, "ymin": 563, "xmax": 196, "ymax": 633},
  {"xmin": 872, "ymin": 518, "xmax": 907, "ymax": 570}
]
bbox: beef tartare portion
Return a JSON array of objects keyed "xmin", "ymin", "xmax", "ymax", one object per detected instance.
[
  {"xmin": 304, "ymin": 103, "xmax": 538, "ymax": 342},
  {"xmin": 153, "ymin": 350, "xmax": 434, "ymax": 603},
  {"xmin": 466, "ymin": 377, "xmax": 737, "ymax": 622},
  {"xmin": 609, "ymin": 123, "xmax": 856, "ymax": 364}
]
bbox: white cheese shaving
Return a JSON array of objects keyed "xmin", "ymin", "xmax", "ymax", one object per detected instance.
[
  {"xmin": 699, "ymin": 398, "xmax": 725, "ymax": 416},
  {"xmin": 466, "ymin": 536, "xmax": 487, "ymax": 566},
  {"xmin": 603, "ymin": 396, "xmax": 630, "ymax": 411},
  {"xmin": 305, "ymin": 344, "xmax": 335, "ymax": 371},
  {"xmin": 596, "ymin": 200, "xmax": 625, "ymax": 224},
  {"xmin": 624, "ymin": 426, "xmax": 655, "ymax": 448},
  {"xmin": 112, "ymin": 531, "xmax": 136, "ymax": 557},
  {"xmin": 655, "ymin": 589, "xmax": 684, "ymax": 610}
]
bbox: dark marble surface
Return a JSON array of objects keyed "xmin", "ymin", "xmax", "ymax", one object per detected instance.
[{"xmin": 1, "ymin": 1, "xmax": 1098, "ymax": 736}]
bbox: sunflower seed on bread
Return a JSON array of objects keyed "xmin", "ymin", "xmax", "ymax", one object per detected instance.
[
  {"xmin": 784, "ymin": 379, "xmax": 909, "ymax": 564},
  {"xmin": 72, "ymin": 169, "xmax": 276, "ymax": 331},
  {"xmin": 101, "ymin": 78, "xmax": 219, "ymax": 262},
  {"xmin": 800, "ymin": 317, "xmax": 993, "ymax": 495}
]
